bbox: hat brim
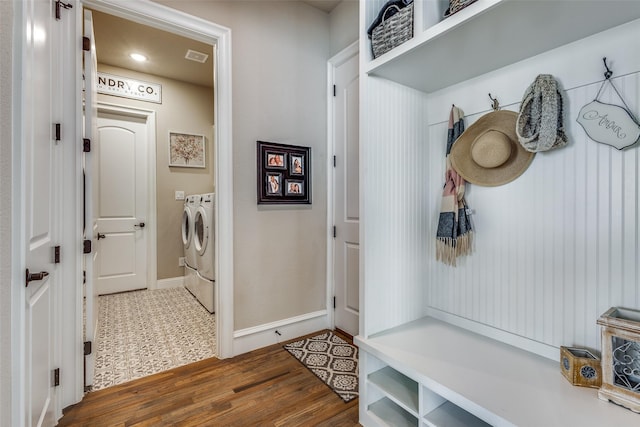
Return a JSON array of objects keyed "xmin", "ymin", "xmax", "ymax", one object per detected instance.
[{"xmin": 450, "ymin": 110, "xmax": 535, "ymax": 187}]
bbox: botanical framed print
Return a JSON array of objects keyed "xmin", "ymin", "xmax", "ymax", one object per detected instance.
[
  {"xmin": 257, "ymin": 141, "xmax": 311, "ymax": 204},
  {"xmin": 169, "ymin": 131, "xmax": 205, "ymax": 168}
]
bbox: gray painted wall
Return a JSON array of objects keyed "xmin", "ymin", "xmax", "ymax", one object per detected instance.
[
  {"xmin": 157, "ymin": 0, "xmax": 331, "ymax": 330},
  {"xmin": 329, "ymin": 0, "xmax": 359, "ymax": 56},
  {"xmin": 1, "ymin": 1, "xmax": 13, "ymax": 424}
]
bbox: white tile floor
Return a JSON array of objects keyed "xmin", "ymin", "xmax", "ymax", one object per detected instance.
[{"xmin": 92, "ymin": 287, "xmax": 216, "ymax": 391}]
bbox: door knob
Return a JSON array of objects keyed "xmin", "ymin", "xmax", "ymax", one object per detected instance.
[
  {"xmin": 97, "ymin": 233, "xmax": 106, "ymax": 240},
  {"xmin": 134, "ymin": 222, "xmax": 145, "ymax": 229},
  {"xmin": 25, "ymin": 269, "xmax": 49, "ymax": 287}
]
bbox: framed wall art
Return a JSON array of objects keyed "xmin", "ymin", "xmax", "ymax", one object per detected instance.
[
  {"xmin": 169, "ymin": 131, "xmax": 205, "ymax": 168},
  {"xmin": 257, "ymin": 141, "xmax": 311, "ymax": 204}
]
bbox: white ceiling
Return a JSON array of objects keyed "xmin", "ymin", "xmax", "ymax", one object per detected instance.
[{"xmin": 89, "ymin": 1, "xmax": 342, "ymax": 89}]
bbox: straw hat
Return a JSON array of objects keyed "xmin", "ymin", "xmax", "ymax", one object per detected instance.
[{"xmin": 450, "ymin": 110, "xmax": 535, "ymax": 187}]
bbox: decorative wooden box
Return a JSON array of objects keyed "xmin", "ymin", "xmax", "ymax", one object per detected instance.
[
  {"xmin": 560, "ymin": 346, "xmax": 602, "ymax": 388},
  {"xmin": 597, "ymin": 307, "xmax": 640, "ymax": 413}
]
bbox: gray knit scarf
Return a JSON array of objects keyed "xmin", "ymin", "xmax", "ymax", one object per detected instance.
[{"xmin": 516, "ymin": 74, "xmax": 568, "ymax": 152}]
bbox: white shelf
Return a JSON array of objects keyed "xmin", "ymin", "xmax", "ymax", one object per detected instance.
[
  {"xmin": 365, "ymin": 0, "xmax": 640, "ymax": 93},
  {"xmin": 424, "ymin": 401, "xmax": 490, "ymax": 427},
  {"xmin": 369, "ymin": 397, "xmax": 419, "ymax": 427},
  {"xmin": 369, "ymin": 366, "xmax": 420, "ymax": 415},
  {"xmin": 356, "ymin": 316, "xmax": 640, "ymax": 426}
]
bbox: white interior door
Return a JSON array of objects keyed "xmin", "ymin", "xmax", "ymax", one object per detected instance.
[
  {"xmin": 95, "ymin": 112, "xmax": 149, "ymax": 295},
  {"xmin": 333, "ymin": 48, "xmax": 360, "ymax": 336},
  {"xmin": 24, "ymin": 0, "xmax": 59, "ymax": 424},
  {"xmin": 84, "ymin": 8, "xmax": 98, "ymax": 389}
]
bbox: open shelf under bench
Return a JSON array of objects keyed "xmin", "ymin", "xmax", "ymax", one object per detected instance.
[{"xmin": 356, "ymin": 316, "xmax": 640, "ymax": 426}]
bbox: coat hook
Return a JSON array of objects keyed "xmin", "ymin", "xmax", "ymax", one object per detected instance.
[
  {"xmin": 488, "ymin": 93, "xmax": 499, "ymax": 111},
  {"xmin": 603, "ymin": 57, "xmax": 613, "ymax": 80}
]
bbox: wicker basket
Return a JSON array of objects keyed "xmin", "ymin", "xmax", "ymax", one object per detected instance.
[{"xmin": 371, "ymin": 3, "xmax": 414, "ymax": 59}]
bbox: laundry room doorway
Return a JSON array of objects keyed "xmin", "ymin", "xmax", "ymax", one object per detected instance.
[{"xmin": 78, "ymin": 0, "xmax": 234, "ymax": 395}]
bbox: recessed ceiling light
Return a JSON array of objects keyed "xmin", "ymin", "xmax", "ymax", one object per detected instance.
[{"xmin": 129, "ymin": 53, "xmax": 148, "ymax": 62}]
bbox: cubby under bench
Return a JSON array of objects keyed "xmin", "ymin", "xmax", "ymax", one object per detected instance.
[{"xmin": 355, "ymin": 316, "xmax": 640, "ymax": 427}]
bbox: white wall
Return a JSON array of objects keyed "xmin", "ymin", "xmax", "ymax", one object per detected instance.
[
  {"xmin": 424, "ymin": 20, "xmax": 640, "ymax": 356},
  {"xmin": 156, "ymin": 1, "xmax": 331, "ymax": 331},
  {"xmin": 0, "ymin": 1, "xmax": 13, "ymax": 424}
]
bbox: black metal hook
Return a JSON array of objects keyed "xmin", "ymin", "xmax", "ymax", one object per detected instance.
[
  {"xmin": 603, "ymin": 57, "xmax": 613, "ymax": 80},
  {"xmin": 488, "ymin": 93, "xmax": 499, "ymax": 110}
]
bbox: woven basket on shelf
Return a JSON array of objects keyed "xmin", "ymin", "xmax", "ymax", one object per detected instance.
[{"xmin": 371, "ymin": 3, "xmax": 414, "ymax": 59}]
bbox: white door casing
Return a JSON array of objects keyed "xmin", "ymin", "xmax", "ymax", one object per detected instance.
[
  {"xmin": 23, "ymin": 0, "xmax": 61, "ymax": 424},
  {"xmin": 95, "ymin": 111, "xmax": 150, "ymax": 295},
  {"xmin": 330, "ymin": 43, "xmax": 360, "ymax": 337}
]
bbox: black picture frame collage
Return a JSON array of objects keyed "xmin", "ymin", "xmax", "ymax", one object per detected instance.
[{"xmin": 256, "ymin": 141, "xmax": 311, "ymax": 204}]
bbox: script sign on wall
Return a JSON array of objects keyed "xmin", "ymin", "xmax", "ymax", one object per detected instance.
[
  {"xmin": 577, "ymin": 100, "xmax": 640, "ymax": 150},
  {"xmin": 97, "ymin": 72, "xmax": 162, "ymax": 104}
]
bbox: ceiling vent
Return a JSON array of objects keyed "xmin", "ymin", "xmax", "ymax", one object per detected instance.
[{"xmin": 185, "ymin": 49, "xmax": 209, "ymax": 64}]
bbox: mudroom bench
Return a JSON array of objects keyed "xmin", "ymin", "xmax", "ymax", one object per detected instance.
[{"xmin": 355, "ymin": 316, "xmax": 640, "ymax": 427}]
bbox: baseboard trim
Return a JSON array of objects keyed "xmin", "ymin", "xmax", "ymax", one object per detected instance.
[
  {"xmin": 156, "ymin": 276, "xmax": 185, "ymax": 290},
  {"xmin": 233, "ymin": 310, "xmax": 329, "ymax": 356}
]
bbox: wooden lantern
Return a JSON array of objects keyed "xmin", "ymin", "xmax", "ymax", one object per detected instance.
[
  {"xmin": 597, "ymin": 307, "xmax": 640, "ymax": 413},
  {"xmin": 560, "ymin": 346, "xmax": 601, "ymax": 388}
]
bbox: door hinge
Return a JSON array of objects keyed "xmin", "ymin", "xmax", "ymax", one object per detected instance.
[
  {"xmin": 83, "ymin": 239, "xmax": 92, "ymax": 254},
  {"xmin": 54, "ymin": 246, "xmax": 61, "ymax": 264},
  {"xmin": 83, "ymin": 270, "xmax": 86, "ymax": 284},
  {"xmin": 52, "ymin": 368, "xmax": 60, "ymax": 387},
  {"xmin": 55, "ymin": 123, "xmax": 61, "ymax": 142},
  {"xmin": 333, "ymin": 296, "xmax": 336, "ymax": 309},
  {"xmin": 333, "ymin": 155, "xmax": 336, "ymax": 168},
  {"xmin": 333, "ymin": 226, "xmax": 336, "ymax": 238},
  {"xmin": 83, "ymin": 138, "xmax": 91, "ymax": 152},
  {"xmin": 82, "ymin": 36, "xmax": 91, "ymax": 52},
  {"xmin": 84, "ymin": 341, "xmax": 92, "ymax": 356},
  {"xmin": 55, "ymin": 0, "xmax": 72, "ymax": 20},
  {"xmin": 333, "ymin": 85, "xmax": 336, "ymax": 97}
]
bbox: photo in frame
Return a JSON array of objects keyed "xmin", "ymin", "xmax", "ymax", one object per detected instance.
[
  {"xmin": 257, "ymin": 141, "xmax": 311, "ymax": 204},
  {"xmin": 169, "ymin": 131, "xmax": 205, "ymax": 168},
  {"xmin": 285, "ymin": 180, "xmax": 304, "ymax": 195}
]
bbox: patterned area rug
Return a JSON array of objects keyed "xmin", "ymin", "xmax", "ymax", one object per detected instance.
[
  {"xmin": 93, "ymin": 287, "xmax": 216, "ymax": 391},
  {"xmin": 284, "ymin": 331, "xmax": 358, "ymax": 402}
]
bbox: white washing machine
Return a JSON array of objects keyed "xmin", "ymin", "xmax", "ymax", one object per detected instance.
[
  {"xmin": 182, "ymin": 194, "xmax": 200, "ymax": 300},
  {"xmin": 193, "ymin": 192, "xmax": 215, "ymax": 313}
]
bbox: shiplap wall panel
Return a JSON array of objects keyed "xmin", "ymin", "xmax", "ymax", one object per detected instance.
[
  {"xmin": 427, "ymin": 72, "xmax": 640, "ymax": 353},
  {"xmin": 361, "ymin": 76, "xmax": 430, "ymax": 337},
  {"xmin": 361, "ymin": 14, "xmax": 640, "ymax": 356}
]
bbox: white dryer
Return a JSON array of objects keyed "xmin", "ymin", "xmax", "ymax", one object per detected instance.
[
  {"xmin": 182, "ymin": 194, "xmax": 200, "ymax": 298},
  {"xmin": 193, "ymin": 192, "xmax": 215, "ymax": 313}
]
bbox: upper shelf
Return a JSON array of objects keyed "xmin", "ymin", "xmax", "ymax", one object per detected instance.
[{"xmin": 365, "ymin": 0, "xmax": 640, "ymax": 93}]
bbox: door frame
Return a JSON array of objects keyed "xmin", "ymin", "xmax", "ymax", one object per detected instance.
[
  {"xmin": 95, "ymin": 102, "xmax": 158, "ymax": 293},
  {"xmin": 327, "ymin": 41, "xmax": 359, "ymax": 333},
  {"xmin": 66, "ymin": 0, "xmax": 234, "ymax": 407}
]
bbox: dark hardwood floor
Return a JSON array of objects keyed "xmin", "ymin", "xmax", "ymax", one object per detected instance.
[{"xmin": 57, "ymin": 331, "xmax": 360, "ymax": 426}]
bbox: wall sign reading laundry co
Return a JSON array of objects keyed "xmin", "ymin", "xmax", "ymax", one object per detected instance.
[{"xmin": 97, "ymin": 72, "xmax": 162, "ymax": 104}]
